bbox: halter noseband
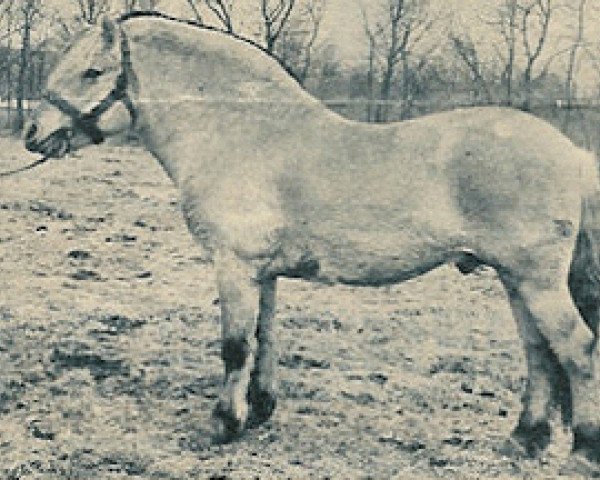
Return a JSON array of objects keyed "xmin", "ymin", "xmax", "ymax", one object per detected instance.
[{"xmin": 42, "ymin": 30, "xmax": 137, "ymax": 145}]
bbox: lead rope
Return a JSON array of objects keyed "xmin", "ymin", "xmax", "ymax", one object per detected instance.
[{"xmin": 0, "ymin": 153, "xmax": 52, "ymax": 178}]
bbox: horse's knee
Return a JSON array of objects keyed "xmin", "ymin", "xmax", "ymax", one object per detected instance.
[{"xmin": 222, "ymin": 334, "xmax": 251, "ymax": 373}]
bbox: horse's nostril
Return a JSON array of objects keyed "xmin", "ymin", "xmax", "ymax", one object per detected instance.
[
  {"xmin": 24, "ymin": 124, "xmax": 40, "ymax": 152},
  {"xmin": 25, "ymin": 123, "xmax": 38, "ymax": 140}
]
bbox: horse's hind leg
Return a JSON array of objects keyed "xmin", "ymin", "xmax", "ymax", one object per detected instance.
[
  {"xmin": 502, "ymin": 285, "xmax": 571, "ymax": 456},
  {"xmin": 507, "ymin": 273, "xmax": 600, "ymax": 464},
  {"xmin": 569, "ymin": 229, "xmax": 600, "ymax": 337},
  {"xmin": 566, "ymin": 229, "xmax": 600, "ymax": 470},
  {"xmin": 248, "ymin": 277, "xmax": 278, "ymax": 427},
  {"xmin": 212, "ymin": 250, "xmax": 261, "ymax": 441}
]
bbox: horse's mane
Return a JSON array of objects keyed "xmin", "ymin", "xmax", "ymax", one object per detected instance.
[{"xmin": 117, "ymin": 11, "xmax": 301, "ymax": 84}]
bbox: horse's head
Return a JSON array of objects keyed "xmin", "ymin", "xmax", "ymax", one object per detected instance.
[{"xmin": 24, "ymin": 17, "xmax": 137, "ymax": 158}]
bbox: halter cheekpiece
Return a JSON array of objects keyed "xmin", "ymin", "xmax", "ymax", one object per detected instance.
[{"xmin": 43, "ymin": 29, "xmax": 137, "ymax": 145}]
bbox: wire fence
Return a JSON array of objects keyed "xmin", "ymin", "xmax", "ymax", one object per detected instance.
[
  {"xmin": 324, "ymin": 98, "xmax": 600, "ymax": 154},
  {"xmin": 2, "ymin": 97, "xmax": 599, "ymax": 154}
]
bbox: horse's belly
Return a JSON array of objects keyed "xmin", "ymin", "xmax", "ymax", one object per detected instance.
[
  {"xmin": 275, "ymin": 206, "xmax": 466, "ymax": 286},
  {"xmin": 303, "ymin": 240, "xmax": 455, "ymax": 286}
]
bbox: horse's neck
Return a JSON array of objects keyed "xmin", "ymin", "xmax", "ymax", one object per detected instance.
[{"xmin": 123, "ymin": 20, "xmax": 301, "ymax": 184}]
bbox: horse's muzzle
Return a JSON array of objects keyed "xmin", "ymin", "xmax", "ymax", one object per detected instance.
[
  {"xmin": 24, "ymin": 124, "xmax": 71, "ymax": 158},
  {"xmin": 24, "ymin": 123, "xmax": 38, "ymax": 146}
]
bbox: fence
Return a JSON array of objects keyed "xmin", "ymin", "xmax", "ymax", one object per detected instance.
[
  {"xmin": 0, "ymin": 100, "xmax": 38, "ymax": 131},
  {"xmin": 323, "ymin": 98, "xmax": 600, "ymax": 155},
  {"xmin": 2, "ymin": 97, "xmax": 599, "ymax": 155}
]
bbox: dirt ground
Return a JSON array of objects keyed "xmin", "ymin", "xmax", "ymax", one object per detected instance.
[{"xmin": 0, "ymin": 136, "xmax": 580, "ymax": 478}]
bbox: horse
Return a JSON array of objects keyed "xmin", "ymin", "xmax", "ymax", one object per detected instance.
[{"xmin": 22, "ymin": 13, "xmax": 600, "ymax": 472}]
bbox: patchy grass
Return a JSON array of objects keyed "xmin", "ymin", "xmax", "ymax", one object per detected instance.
[{"xmin": 0, "ymin": 137, "xmax": 575, "ymax": 478}]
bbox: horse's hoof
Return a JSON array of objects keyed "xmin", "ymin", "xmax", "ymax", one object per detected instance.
[
  {"xmin": 499, "ymin": 420, "xmax": 551, "ymax": 458},
  {"xmin": 573, "ymin": 424, "xmax": 600, "ymax": 464},
  {"xmin": 247, "ymin": 389, "xmax": 277, "ymax": 428},
  {"xmin": 497, "ymin": 436, "xmax": 530, "ymax": 458},
  {"xmin": 211, "ymin": 402, "xmax": 245, "ymax": 444}
]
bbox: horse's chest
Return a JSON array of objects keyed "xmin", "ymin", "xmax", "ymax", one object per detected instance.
[{"xmin": 179, "ymin": 177, "xmax": 286, "ymax": 260}]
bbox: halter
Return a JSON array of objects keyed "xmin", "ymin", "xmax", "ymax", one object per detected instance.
[
  {"xmin": 42, "ymin": 30, "xmax": 137, "ymax": 145},
  {"xmin": 0, "ymin": 29, "xmax": 137, "ymax": 178}
]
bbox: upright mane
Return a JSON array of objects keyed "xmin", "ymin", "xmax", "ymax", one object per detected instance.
[{"xmin": 117, "ymin": 11, "xmax": 301, "ymax": 85}]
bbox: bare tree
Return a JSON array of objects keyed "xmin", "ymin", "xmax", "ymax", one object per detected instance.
[
  {"xmin": 185, "ymin": 0, "xmax": 203, "ymax": 24},
  {"xmin": 486, "ymin": 0, "xmax": 555, "ymax": 108},
  {"xmin": 363, "ymin": 0, "xmax": 437, "ymax": 122},
  {"xmin": 365, "ymin": 20, "xmax": 376, "ymax": 122},
  {"xmin": 564, "ymin": 0, "xmax": 586, "ymax": 112},
  {"xmin": 182, "ymin": 0, "xmax": 325, "ymax": 84},
  {"xmin": 15, "ymin": 0, "xmax": 40, "ymax": 131},
  {"xmin": 449, "ymin": 33, "xmax": 493, "ymax": 103},
  {"xmin": 487, "ymin": 0, "xmax": 519, "ymax": 105},
  {"xmin": 261, "ymin": 0, "xmax": 296, "ymax": 54},
  {"xmin": 73, "ymin": 0, "xmax": 110, "ymax": 25},
  {"xmin": 361, "ymin": 4, "xmax": 379, "ymax": 121},
  {"xmin": 204, "ymin": 0, "xmax": 233, "ymax": 32},
  {"xmin": 122, "ymin": 0, "xmax": 135, "ymax": 12},
  {"xmin": 122, "ymin": 0, "xmax": 158, "ymax": 13},
  {"xmin": 519, "ymin": 0, "xmax": 553, "ymax": 110},
  {"xmin": 141, "ymin": 0, "xmax": 159, "ymax": 10},
  {"xmin": 0, "ymin": 0, "xmax": 15, "ymax": 127},
  {"xmin": 275, "ymin": 0, "xmax": 326, "ymax": 84},
  {"xmin": 0, "ymin": 0, "xmax": 13, "ymax": 26}
]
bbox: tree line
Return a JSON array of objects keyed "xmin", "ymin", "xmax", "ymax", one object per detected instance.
[{"xmin": 1, "ymin": 0, "xmax": 599, "ymax": 147}]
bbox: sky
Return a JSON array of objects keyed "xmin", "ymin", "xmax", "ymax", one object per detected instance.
[
  {"xmin": 44, "ymin": 0, "xmax": 600, "ymax": 92},
  {"xmin": 176, "ymin": 0, "xmax": 599, "ymax": 92},
  {"xmin": 317, "ymin": 0, "xmax": 599, "ymax": 92},
  {"xmin": 318, "ymin": 0, "xmax": 485, "ymax": 62}
]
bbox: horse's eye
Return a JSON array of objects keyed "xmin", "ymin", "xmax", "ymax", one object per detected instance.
[{"xmin": 82, "ymin": 68, "xmax": 104, "ymax": 80}]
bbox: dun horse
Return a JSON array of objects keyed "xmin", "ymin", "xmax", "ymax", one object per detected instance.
[{"xmin": 23, "ymin": 13, "xmax": 600, "ymax": 471}]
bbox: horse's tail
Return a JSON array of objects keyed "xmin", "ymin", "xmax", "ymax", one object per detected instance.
[{"xmin": 568, "ymin": 150, "xmax": 600, "ymax": 336}]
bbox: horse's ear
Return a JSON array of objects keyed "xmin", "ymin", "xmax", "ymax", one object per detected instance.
[{"xmin": 101, "ymin": 16, "xmax": 116, "ymax": 47}]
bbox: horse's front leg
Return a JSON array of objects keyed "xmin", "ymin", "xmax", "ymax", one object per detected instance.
[
  {"xmin": 212, "ymin": 250, "xmax": 261, "ymax": 441},
  {"xmin": 248, "ymin": 277, "xmax": 278, "ymax": 427}
]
